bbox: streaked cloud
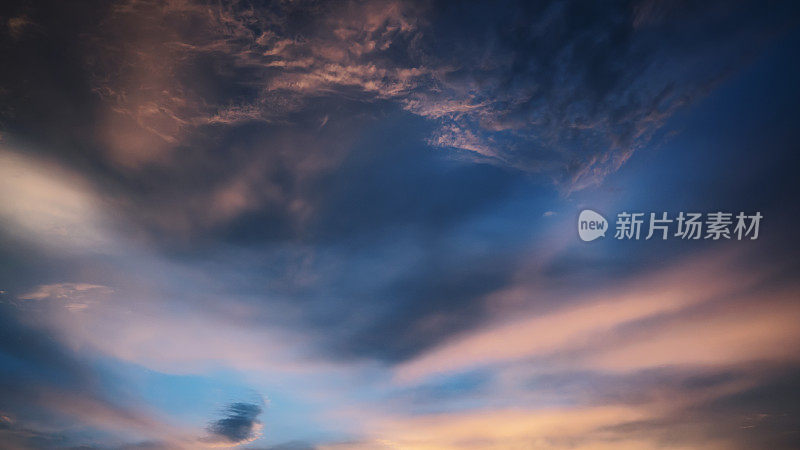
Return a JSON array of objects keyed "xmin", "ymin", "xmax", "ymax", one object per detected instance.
[
  {"xmin": 0, "ymin": 0, "xmax": 798, "ymax": 449},
  {"xmin": 395, "ymin": 251, "xmax": 768, "ymax": 381}
]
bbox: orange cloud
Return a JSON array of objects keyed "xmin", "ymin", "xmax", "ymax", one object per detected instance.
[
  {"xmin": 323, "ymin": 404, "xmax": 733, "ymax": 450},
  {"xmin": 394, "ymin": 251, "xmax": 779, "ymax": 382}
]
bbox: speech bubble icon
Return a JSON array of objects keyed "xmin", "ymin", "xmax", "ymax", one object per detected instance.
[{"xmin": 578, "ymin": 209, "xmax": 608, "ymax": 242}]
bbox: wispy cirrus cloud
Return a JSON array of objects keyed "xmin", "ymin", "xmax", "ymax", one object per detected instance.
[
  {"xmin": 86, "ymin": 0, "xmax": 427, "ymax": 168},
  {"xmin": 78, "ymin": 0, "xmax": 792, "ymax": 191}
]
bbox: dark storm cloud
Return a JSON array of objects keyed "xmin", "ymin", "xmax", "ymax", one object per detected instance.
[{"xmin": 205, "ymin": 402, "xmax": 263, "ymax": 445}]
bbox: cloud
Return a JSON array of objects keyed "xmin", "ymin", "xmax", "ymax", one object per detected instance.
[
  {"xmin": 20, "ymin": 283, "xmax": 112, "ymax": 301},
  {"xmin": 393, "ymin": 250, "xmax": 785, "ymax": 382},
  {"xmin": 322, "ymin": 362, "xmax": 800, "ymax": 449},
  {"xmin": 0, "ymin": 299, "xmax": 197, "ymax": 449},
  {"xmin": 5, "ymin": 14, "xmax": 37, "ymax": 40},
  {"xmin": 407, "ymin": 0, "xmax": 799, "ymax": 190},
  {"xmin": 0, "ymin": 2, "xmax": 798, "ymax": 449},
  {"xmin": 205, "ymin": 402, "xmax": 263, "ymax": 446},
  {"xmin": 333, "ymin": 395, "xmax": 777, "ymax": 449},
  {"xmin": 580, "ymin": 293, "xmax": 800, "ymax": 372},
  {"xmin": 19, "ymin": 283, "xmax": 113, "ymax": 313},
  {"xmin": 332, "ymin": 405, "xmax": 670, "ymax": 450},
  {"xmin": 42, "ymin": 0, "xmax": 788, "ymax": 192},
  {"xmin": 0, "ymin": 149, "xmax": 116, "ymax": 252},
  {"xmin": 84, "ymin": 0, "xmax": 427, "ymax": 169},
  {"xmin": 0, "ymin": 0, "xmax": 793, "ymax": 248}
]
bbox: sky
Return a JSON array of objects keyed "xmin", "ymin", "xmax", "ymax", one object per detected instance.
[{"xmin": 0, "ymin": 0, "xmax": 799, "ymax": 448}]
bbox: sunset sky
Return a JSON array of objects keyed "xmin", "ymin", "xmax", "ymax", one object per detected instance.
[{"xmin": 1, "ymin": 1, "xmax": 799, "ymax": 449}]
